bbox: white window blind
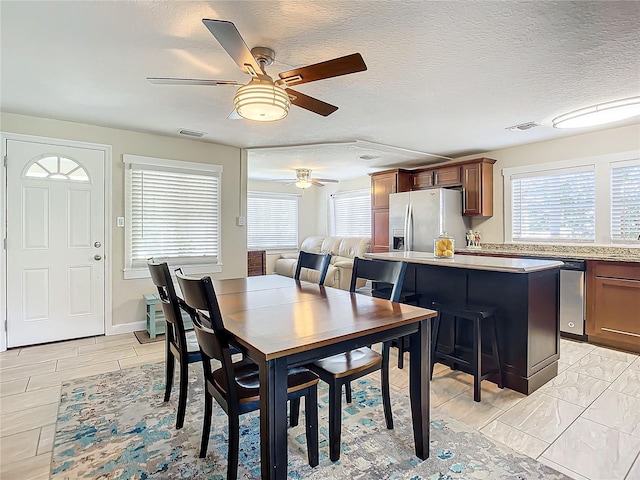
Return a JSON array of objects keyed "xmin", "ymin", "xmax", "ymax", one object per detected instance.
[
  {"xmin": 511, "ymin": 169, "xmax": 596, "ymax": 241},
  {"xmin": 331, "ymin": 189, "xmax": 371, "ymax": 237},
  {"xmin": 247, "ymin": 192, "xmax": 298, "ymax": 249},
  {"xmin": 611, "ymin": 163, "xmax": 640, "ymax": 242},
  {"xmin": 125, "ymin": 157, "xmax": 222, "ymax": 271}
]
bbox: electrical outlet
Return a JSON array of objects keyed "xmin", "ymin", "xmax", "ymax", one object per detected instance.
[
  {"xmin": 117, "ymin": 217, "xmax": 125, "ymax": 227},
  {"xmin": 236, "ymin": 216, "xmax": 245, "ymax": 226}
]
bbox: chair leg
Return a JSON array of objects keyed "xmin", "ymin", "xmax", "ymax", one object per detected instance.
[
  {"xmin": 164, "ymin": 351, "xmax": 174, "ymax": 402},
  {"xmin": 430, "ymin": 315, "xmax": 441, "ymax": 380},
  {"xmin": 490, "ymin": 316, "xmax": 504, "ymax": 389},
  {"xmin": 473, "ymin": 318, "xmax": 482, "ymax": 402},
  {"xmin": 305, "ymin": 386, "xmax": 319, "ymax": 467},
  {"xmin": 290, "ymin": 397, "xmax": 301, "ymax": 427},
  {"xmin": 397, "ymin": 336, "xmax": 405, "ymax": 369},
  {"xmin": 227, "ymin": 414, "xmax": 240, "ymax": 480},
  {"xmin": 176, "ymin": 359, "xmax": 188, "ymax": 429},
  {"xmin": 199, "ymin": 391, "xmax": 213, "ymax": 458},
  {"xmin": 381, "ymin": 341, "xmax": 394, "ymax": 430},
  {"xmin": 345, "ymin": 381, "xmax": 352, "ymax": 404},
  {"xmin": 328, "ymin": 382, "xmax": 343, "ymax": 462}
]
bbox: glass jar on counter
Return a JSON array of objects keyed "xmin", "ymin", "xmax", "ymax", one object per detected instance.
[{"xmin": 434, "ymin": 232, "xmax": 455, "ymax": 258}]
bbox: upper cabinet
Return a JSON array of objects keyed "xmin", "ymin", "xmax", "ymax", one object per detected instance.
[
  {"xmin": 462, "ymin": 158, "xmax": 495, "ymax": 217},
  {"xmin": 369, "ymin": 169, "xmax": 411, "ymax": 252},
  {"xmin": 411, "ymin": 165, "xmax": 461, "ymax": 189}
]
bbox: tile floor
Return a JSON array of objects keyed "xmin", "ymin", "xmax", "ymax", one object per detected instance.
[{"xmin": 0, "ymin": 334, "xmax": 638, "ymax": 480}]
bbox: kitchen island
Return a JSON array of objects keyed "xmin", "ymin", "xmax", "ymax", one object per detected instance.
[{"xmin": 365, "ymin": 251, "xmax": 564, "ymax": 394}]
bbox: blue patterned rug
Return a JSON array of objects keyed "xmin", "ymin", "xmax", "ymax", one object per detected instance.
[{"xmin": 51, "ymin": 362, "xmax": 569, "ymax": 479}]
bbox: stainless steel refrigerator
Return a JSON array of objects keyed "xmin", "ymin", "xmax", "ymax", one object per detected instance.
[{"xmin": 389, "ymin": 189, "xmax": 469, "ymax": 252}]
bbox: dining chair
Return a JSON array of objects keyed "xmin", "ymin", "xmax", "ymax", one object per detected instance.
[
  {"xmin": 176, "ymin": 272, "xmax": 320, "ymax": 479},
  {"xmin": 294, "ymin": 251, "xmax": 332, "ymax": 285},
  {"xmin": 147, "ymin": 260, "xmax": 201, "ymax": 429},
  {"xmin": 307, "ymin": 257, "xmax": 408, "ymax": 461}
]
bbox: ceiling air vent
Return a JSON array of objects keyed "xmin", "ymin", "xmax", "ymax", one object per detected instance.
[
  {"xmin": 506, "ymin": 122, "xmax": 542, "ymax": 132},
  {"xmin": 359, "ymin": 155, "xmax": 380, "ymax": 160},
  {"xmin": 178, "ymin": 129, "xmax": 206, "ymax": 138}
]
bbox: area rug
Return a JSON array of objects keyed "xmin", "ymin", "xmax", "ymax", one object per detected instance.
[
  {"xmin": 133, "ymin": 330, "xmax": 164, "ymax": 344},
  {"xmin": 51, "ymin": 362, "xmax": 569, "ymax": 479}
]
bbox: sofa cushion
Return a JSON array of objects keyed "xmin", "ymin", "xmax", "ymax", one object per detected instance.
[
  {"xmin": 338, "ymin": 237, "xmax": 371, "ymax": 259},
  {"xmin": 300, "ymin": 236, "xmax": 324, "ymax": 253},
  {"xmin": 320, "ymin": 237, "xmax": 343, "ymax": 257}
]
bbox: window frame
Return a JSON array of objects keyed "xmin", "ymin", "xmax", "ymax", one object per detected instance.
[
  {"xmin": 329, "ymin": 189, "xmax": 372, "ymax": 237},
  {"xmin": 247, "ymin": 191, "xmax": 299, "ymax": 251},
  {"xmin": 503, "ymin": 150, "xmax": 640, "ymax": 246},
  {"xmin": 123, "ymin": 154, "xmax": 223, "ymax": 279}
]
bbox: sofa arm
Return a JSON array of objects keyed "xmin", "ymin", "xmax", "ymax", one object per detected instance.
[{"xmin": 279, "ymin": 252, "xmax": 299, "ymax": 260}]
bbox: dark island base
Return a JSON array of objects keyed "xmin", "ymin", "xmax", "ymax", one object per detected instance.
[{"xmin": 402, "ymin": 263, "xmax": 561, "ymax": 395}]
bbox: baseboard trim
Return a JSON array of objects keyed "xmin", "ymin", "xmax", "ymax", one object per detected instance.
[{"xmin": 106, "ymin": 321, "xmax": 146, "ymax": 336}]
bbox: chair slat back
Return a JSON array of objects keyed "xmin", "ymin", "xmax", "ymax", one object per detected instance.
[
  {"xmin": 350, "ymin": 257, "xmax": 408, "ymax": 302},
  {"xmin": 147, "ymin": 260, "xmax": 188, "ymax": 348},
  {"xmin": 176, "ymin": 272, "xmax": 240, "ymax": 406},
  {"xmin": 295, "ymin": 251, "xmax": 332, "ymax": 285}
]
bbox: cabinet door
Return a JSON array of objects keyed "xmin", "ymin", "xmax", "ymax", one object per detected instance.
[
  {"xmin": 434, "ymin": 165, "xmax": 461, "ymax": 186},
  {"xmin": 371, "ymin": 209, "xmax": 390, "ymax": 252},
  {"xmin": 412, "ymin": 170, "xmax": 434, "ymax": 190},
  {"xmin": 462, "ymin": 163, "xmax": 482, "ymax": 215},
  {"xmin": 371, "ymin": 173, "xmax": 397, "ymax": 209},
  {"xmin": 590, "ymin": 276, "xmax": 640, "ymax": 341}
]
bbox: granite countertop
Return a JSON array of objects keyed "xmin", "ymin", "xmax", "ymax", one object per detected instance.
[
  {"xmin": 456, "ymin": 244, "xmax": 640, "ymax": 263},
  {"xmin": 365, "ymin": 251, "xmax": 564, "ymax": 273}
]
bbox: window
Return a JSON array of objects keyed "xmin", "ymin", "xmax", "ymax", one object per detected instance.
[
  {"xmin": 330, "ymin": 189, "xmax": 371, "ymax": 237},
  {"xmin": 247, "ymin": 192, "xmax": 298, "ymax": 250},
  {"xmin": 504, "ymin": 152, "xmax": 640, "ymax": 245},
  {"xmin": 24, "ymin": 155, "xmax": 89, "ymax": 182},
  {"xmin": 511, "ymin": 168, "xmax": 595, "ymax": 242},
  {"xmin": 611, "ymin": 162, "xmax": 640, "ymax": 242},
  {"xmin": 123, "ymin": 154, "xmax": 222, "ymax": 279}
]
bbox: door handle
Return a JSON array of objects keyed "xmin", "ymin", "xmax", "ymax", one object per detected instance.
[{"xmin": 94, "ymin": 254, "xmax": 102, "ymax": 261}]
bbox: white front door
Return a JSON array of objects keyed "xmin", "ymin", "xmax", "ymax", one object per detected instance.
[{"xmin": 6, "ymin": 139, "xmax": 105, "ymax": 347}]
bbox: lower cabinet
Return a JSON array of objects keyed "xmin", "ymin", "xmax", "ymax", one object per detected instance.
[{"xmin": 586, "ymin": 261, "xmax": 640, "ymax": 353}]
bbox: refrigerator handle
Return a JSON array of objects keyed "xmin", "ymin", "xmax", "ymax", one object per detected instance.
[
  {"xmin": 408, "ymin": 203, "xmax": 414, "ymax": 251},
  {"xmin": 403, "ymin": 204, "xmax": 409, "ymax": 251}
]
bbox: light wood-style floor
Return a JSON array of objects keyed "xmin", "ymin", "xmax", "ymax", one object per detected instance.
[{"xmin": 1, "ymin": 334, "xmax": 638, "ymax": 480}]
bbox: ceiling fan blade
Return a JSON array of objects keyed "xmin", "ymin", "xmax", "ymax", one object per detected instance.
[
  {"xmin": 202, "ymin": 19, "xmax": 262, "ymax": 76},
  {"xmin": 286, "ymin": 89, "xmax": 338, "ymax": 116},
  {"xmin": 314, "ymin": 178, "xmax": 339, "ymax": 183},
  {"xmin": 227, "ymin": 109, "xmax": 243, "ymax": 120},
  {"xmin": 146, "ymin": 77, "xmax": 239, "ymax": 86},
  {"xmin": 311, "ymin": 180, "xmax": 326, "ymax": 187},
  {"xmin": 279, "ymin": 53, "xmax": 367, "ymax": 86}
]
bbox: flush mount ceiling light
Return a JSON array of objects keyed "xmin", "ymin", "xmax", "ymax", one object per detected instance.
[{"xmin": 553, "ymin": 96, "xmax": 640, "ymax": 129}]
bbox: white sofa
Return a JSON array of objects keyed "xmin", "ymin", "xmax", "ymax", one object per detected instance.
[{"xmin": 274, "ymin": 236, "xmax": 372, "ymax": 290}]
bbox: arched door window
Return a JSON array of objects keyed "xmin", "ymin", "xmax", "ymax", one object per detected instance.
[{"xmin": 24, "ymin": 155, "xmax": 90, "ymax": 182}]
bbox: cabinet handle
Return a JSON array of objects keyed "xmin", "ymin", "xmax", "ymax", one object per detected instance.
[
  {"xmin": 433, "ymin": 171, "xmax": 438, "ymax": 185},
  {"xmin": 462, "ymin": 187, "xmax": 466, "ymax": 213}
]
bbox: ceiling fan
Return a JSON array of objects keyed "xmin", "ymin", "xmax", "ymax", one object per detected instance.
[
  {"xmin": 147, "ymin": 19, "xmax": 367, "ymax": 122},
  {"xmin": 272, "ymin": 169, "xmax": 339, "ymax": 188}
]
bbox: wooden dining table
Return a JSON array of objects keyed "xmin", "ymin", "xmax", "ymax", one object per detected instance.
[{"xmin": 210, "ymin": 275, "xmax": 436, "ymax": 480}]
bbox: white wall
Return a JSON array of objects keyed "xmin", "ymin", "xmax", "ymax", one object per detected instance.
[
  {"xmin": 458, "ymin": 123, "xmax": 640, "ymax": 244},
  {"xmin": 1, "ymin": 112, "xmax": 247, "ymax": 330}
]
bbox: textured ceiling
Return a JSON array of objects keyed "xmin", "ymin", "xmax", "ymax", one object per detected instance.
[{"xmin": 1, "ymin": 1, "xmax": 639, "ymax": 181}]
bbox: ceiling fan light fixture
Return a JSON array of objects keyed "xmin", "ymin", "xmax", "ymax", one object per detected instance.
[
  {"xmin": 552, "ymin": 96, "xmax": 640, "ymax": 129},
  {"xmin": 294, "ymin": 179, "xmax": 313, "ymax": 189},
  {"xmin": 234, "ymin": 79, "xmax": 291, "ymax": 122}
]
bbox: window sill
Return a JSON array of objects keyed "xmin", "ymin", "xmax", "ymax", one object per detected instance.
[{"xmin": 124, "ymin": 263, "xmax": 223, "ymax": 280}]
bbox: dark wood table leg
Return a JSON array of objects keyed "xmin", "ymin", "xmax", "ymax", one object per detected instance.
[
  {"xmin": 259, "ymin": 356, "xmax": 289, "ymax": 480},
  {"xmin": 409, "ymin": 318, "xmax": 430, "ymax": 459}
]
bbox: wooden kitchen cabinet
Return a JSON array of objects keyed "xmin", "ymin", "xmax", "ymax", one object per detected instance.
[
  {"xmin": 411, "ymin": 165, "xmax": 461, "ymax": 190},
  {"xmin": 462, "ymin": 158, "xmax": 495, "ymax": 217},
  {"xmin": 586, "ymin": 261, "xmax": 640, "ymax": 353},
  {"xmin": 369, "ymin": 169, "xmax": 411, "ymax": 252}
]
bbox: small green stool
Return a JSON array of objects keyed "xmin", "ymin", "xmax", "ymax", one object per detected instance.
[{"xmin": 144, "ymin": 293, "xmax": 165, "ymax": 338}]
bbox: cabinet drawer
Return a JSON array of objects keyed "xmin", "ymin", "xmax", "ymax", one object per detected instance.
[{"xmin": 593, "ymin": 262, "xmax": 640, "ymax": 281}]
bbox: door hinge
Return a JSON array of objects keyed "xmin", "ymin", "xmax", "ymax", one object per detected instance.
[
  {"xmin": 3, "ymin": 238, "xmax": 6, "ymax": 250},
  {"xmin": 3, "ymin": 320, "xmax": 6, "ymax": 332},
  {"xmin": 3, "ymin": 155, "xmax": 6, "ymax": 167}
]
